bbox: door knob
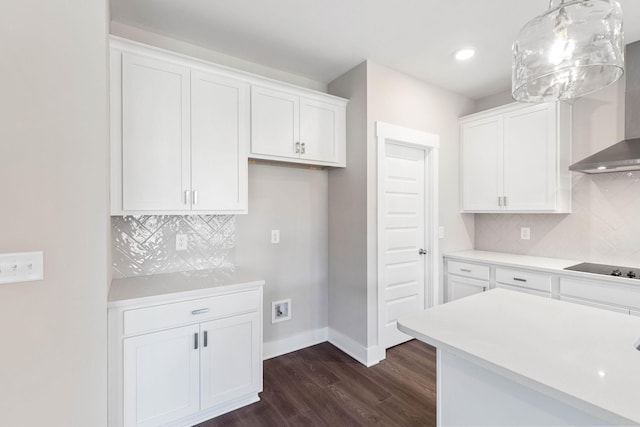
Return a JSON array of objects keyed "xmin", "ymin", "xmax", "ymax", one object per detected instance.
[{"xmin": 419, "ymin": 249, "xmax": 427, "ymax": 255}]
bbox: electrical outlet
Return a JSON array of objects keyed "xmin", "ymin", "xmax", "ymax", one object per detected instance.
[
  {"xmin": 520, "ymin": 227, "xmax": 531, "ymax": 240},
  {"xmin": 438, "ymin": 226, "xmax": 445, "ymax": 239},
  {"xmin": 175, "ymin": 234, "xmax": 188, "ymax": 251},
  {"xmin": 271, "ymin": 229, "xmax": 280, "ymax": 244},
  {"xmin": 272, "ymin": 298, "xmax": 291, "ymax": 323}
]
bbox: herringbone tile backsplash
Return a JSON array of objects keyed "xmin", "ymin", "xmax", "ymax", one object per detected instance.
[
  {"xmin": 475, "ymin": 171, "xmax": 640, "ymax": 267},
  {"xmin": 111, "ymin": 215, "xmax": 235, "ymax": 278}
]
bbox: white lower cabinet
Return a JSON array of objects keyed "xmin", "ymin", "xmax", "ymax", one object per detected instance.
[
  {"xmin": 559, "ymin": 277, "xmax": 640, "ymax": 315},
  {"xmin": 445, "ymin": 260, "xmax": 490, "ymax": 302},
  {"xmin": 124, "ymin": 325, "xmax": 201, "ymax": 427},
  {"xmin": 496, "ymin": 282, "xmax": 550, "ymax": 298},
  {"xmin": 495, "ymin": 267, "xmax": 552, "ymax": 297},
  {"xmin": 200, "ymin": 313, "xmax": 261, "ymax": 410},
  {"xmin": 447, "ymin": 275, "xmax": 488, "ymax": 302},
  {"xmin": 110, "ymin": 287, "xmax": 263, "ymax": 427}
]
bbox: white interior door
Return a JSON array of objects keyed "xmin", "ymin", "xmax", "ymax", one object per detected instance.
[
  {"xmin": 380, "ymin": 143, "xmax": 427, "ymax": 349},
  {"xmin": 376, "ymin": 122, "xmax": 439, "ymax": 362}
]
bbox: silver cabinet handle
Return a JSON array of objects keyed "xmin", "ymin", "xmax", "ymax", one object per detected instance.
[
  {"xmin": 513, "ymin": 277, "xmax": 527, "ymax": 282},
  {"xmin": 203, "ymin": 330, "xmax": 208, "ymax": 348},
  {"xmin": 194, "ymin": 333, "xmax": 198, "ymax": 350},
  {"xmin": 191, "ymin": 308, "xmax": 210, "ymax": 315},
  {"xmin": 301, "ymin": 142, "xmax": 306, "ymax": 154},
  {"xmin": 498, "ymin": 196, "xmax": 502, "ymax": 207},
  {"xmin": 460, "ymin": 268, "xmax": 472, "ymax": 273},
  {"xmin": 504, "ymin": 196, "xmax": 508, "ymax": 207},
  {"xmin": 184, "ymin": 190, "xmax": 190, "ymax": 205},
  {"xmin": 295, "ymin": 142, "xmax": 301, "ymax": 153},
  {"xmin": 192, "ymin": 190, "xmax": 198, "ymax": 205}
]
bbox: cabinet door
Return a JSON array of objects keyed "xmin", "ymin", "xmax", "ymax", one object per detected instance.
[
  {"xmin": 251, "ymin": 86, "xmax": 299, "ymax": 159},
  {"xmin": 446, "ymin": 275, "xmax": 488, "ymax": 303},
  {"xmin": 200, "ymin": 312, "xmax": 261, "ymax": 410},
  {"xmin": 123, "ymin": 324, "xmax": 200, "ymax": 427},
  {"xmin": 299, "ymin": 97, "xmax": 342, "ymax": 163},
  {"xmin": 461, "ymin": 116, "xmax": 503, "ymax": 211},
  {"xmin": 503, "ymin": 103, "xmax": 557, "ymax": 211},
  {"xmin": 191, "ymin": 71, "xmax": 249, "ymax": 213},
  {"xmin": 121, "ymin": 53, "xmax": 191, "ymax": 211}
]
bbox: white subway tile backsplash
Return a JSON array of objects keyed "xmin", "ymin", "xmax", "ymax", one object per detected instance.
[{"xmin": 111, "ymin": 215, "xmax": 235, "ymax": 278}]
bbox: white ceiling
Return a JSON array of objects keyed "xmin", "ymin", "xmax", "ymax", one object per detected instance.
[{"xmin": 110, "ymin": 0, "xmax": 640, "ymax": 100}]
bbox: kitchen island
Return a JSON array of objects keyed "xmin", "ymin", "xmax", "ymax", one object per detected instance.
[{"xmin": 398, "ymin": 289, "xmax": 640, "ymax": 426}]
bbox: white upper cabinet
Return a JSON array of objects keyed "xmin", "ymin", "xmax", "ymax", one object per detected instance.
[
  {"xmin": 251, "ymin": 85, "xmax": 346, "ymax": 166},
  {"xmin": 121, "ymin": 53, "xmax": 191, "ymax": 212},
  {"xmin": 460, "ymin": 102, "xmax": 571, "ymax": 213},
  {"xmin": 250, "ymin": 86, "xmax": 300, "ymax": 159},
  {"xmin": 191, "ymin": 70, "xmax": 249, "ymax": 212},
  {"xmin": 110, "ymin": 37, "xmax": 348, "ymax": 215},
  {"xmin": 112, "ymin": 45, "xmax": 249, "ymax": 215}
]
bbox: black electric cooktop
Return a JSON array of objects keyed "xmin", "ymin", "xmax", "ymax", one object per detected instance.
[{"xmin": 564, "ymin": 262, "xmax": 640, "ymax": 280}]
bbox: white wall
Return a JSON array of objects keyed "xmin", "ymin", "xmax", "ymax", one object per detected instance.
[
  {"xmin": 327, "ymin": 62, "xmax": 369, "ymax": 347},
  {"xmin": 0, "ymin": 1, "xmax": 109, "ymax": 426},
  {"xmin": 366, "ymin": 62, "xmax": 476, "ymax": 343},
  {"xmin": 473, "ymin": 79, "xmax": 640, "ymax": 266},
  {"xmin": 327, "ymin": 61, "xmax": 475, "ymax": 359},
  {"xmin": 110, "ymin": 22, "xmax": 327, "ymax": 92},
  {"xmin": 236, "ymin": 164, "xmax": 329, "ymax": 356}
]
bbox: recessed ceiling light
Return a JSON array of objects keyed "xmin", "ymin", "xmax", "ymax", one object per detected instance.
[{"xmin": 454, "ymin": 48, "xmax": 476, "ymax": 61}]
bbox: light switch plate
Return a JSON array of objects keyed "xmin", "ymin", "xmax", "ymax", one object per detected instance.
[
  {"xmin": 0, "ymin": 251, "xmax": 44, "ymax": 285},
  {"xmin": 438, "ymin": 226, "xmax": 445, "ymax": 239},
  {"xmin": 271, "ymin": 229, "xmax": 280, "ymax": 244}
]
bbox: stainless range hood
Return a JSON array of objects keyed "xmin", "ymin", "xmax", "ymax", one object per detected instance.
[{"xmin": 570, "ymin": 41, "xmax": 640, "ymax": 174}]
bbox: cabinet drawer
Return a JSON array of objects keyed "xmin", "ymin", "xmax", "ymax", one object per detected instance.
[
  {"xmin": 496, "ymin": 282, "xmax": 550, "ymax": 298},
  {"xmin": 559, "ymin": 295, "xmax": 630, "ymax": 314},
  {"xmin": 495, "ymin": 267, "xmax": 551, "ymax": 292},
  {"xmin": 124, "ymin": 290, "xmax": 260, "ymax": 336},
  {"xmin": 447, "ymin": 260, "xmax": 489, "ymax": 281},
  {"xmin": 559, "ymin": 277, "xmax": 640, "ymax": 311}
]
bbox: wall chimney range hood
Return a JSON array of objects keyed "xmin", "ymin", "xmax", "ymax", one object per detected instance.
[{"xmin": 570, "ymin": 41, "xmax": 640, "ymax": 174}]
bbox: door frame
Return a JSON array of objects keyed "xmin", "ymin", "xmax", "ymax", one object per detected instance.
[{"xmin": 376, "ymin": 121, "xmax": 439, "ymax": 359}]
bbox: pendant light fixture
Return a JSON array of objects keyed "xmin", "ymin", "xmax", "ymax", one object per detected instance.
[{"xmin": 512, "ymin": 0, "xmax": 624, "ymax": 103}]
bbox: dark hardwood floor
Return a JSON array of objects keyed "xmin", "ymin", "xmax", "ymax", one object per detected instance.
[{"xmin": 197, "ymin": 339, "xmax": 437, "ymax": 427}]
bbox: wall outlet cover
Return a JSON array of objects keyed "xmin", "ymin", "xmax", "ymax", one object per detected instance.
[
  {"xmin": 520, "ymin": 227, "xmax": 531, "ymax": 241},
  {"xmin": 175, "ymin": 233, "xmax": 188, "ymax": 251},
  {"xmin": 271, "ymin": 229, "xmax": 280, "ymax": 244}
]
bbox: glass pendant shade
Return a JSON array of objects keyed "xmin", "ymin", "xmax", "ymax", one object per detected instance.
[{"xmin": 512, "ymin": 0, "xmax": 624, "ymax": 102}]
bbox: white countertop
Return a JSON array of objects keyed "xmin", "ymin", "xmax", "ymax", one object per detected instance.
[
  {"xmin": 108, "ymin": 268, "xmax": 264, "ymax": 308},
  {"xmin": 398, "ymin": 289, "xmax": 640, "ymax": 424},
  {"xmin": 445, "ymin": 250, "xmax": 579, "ymax": 271},
  {"xmin": 445, "ymin": 250, "xmax": 640, "ymax": 286}
]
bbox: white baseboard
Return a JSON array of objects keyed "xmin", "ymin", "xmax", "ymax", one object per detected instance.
[
  {"xmin": 328, "ymin": 328, "xmax": 381, "ymax": 367},
  {"xmin": 263, "ymin": 327, "xmax": 328, "ymax": 360}
]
